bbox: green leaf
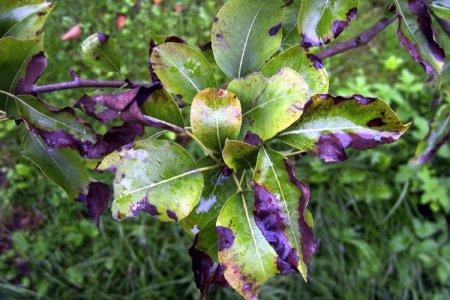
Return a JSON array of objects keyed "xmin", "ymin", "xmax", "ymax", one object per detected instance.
[
  {"xmin": 98, "ymin": 139, "xmax": 205, "ymax": 222},
  {"xmin": 15, "ymin": 95, "xmax": 97, "ymax": 144},
  {"xmin": 228, "ymin": 68, "xmax": 308, "ymax": 141},
  {"xmin": 430, "ymin": 0, "xmax": 450, "ymax": 19},
  {"xmin": 181, "ymin": 157, "xmax": 236, "ymax": 233},
  {"xmin": 281, "ymin": 0, "xmax": 301, "ymax": 48},
  {"xmin": 191, "ymin": 88, "xmax": 242, "ymax": 152},
  {"xmin": 143, "ymin": 88, "xmax": 184, "ymax": 127},
  {"xmin": 226, "ymin": 72, "xmax": 267, "ymax": 113},
  {"xmin": 0, "ymin": 37, "xmax": 41, "ymax": 113},
  {"xmin": 297, "ymin": 0, "xmax": 358, "ymax": 47},
  {"xmin": 253, "ymin": 147, "xmax": 316, "ymax": 280},
  {"xmin": 261, "ymin": 46, "xmax": 329, "ymax": 96},
  {"xmin": 217, "ymin": 192, "xmax": 279, "ymax": 300},
  {"xmin": 81, "ymin": 32, "xmax": 121, "ymax": 73},
  {"xmin": 279, "ymin": 94, "xmax": 410, "ymax": 162},
  {"xmin": 211, "ymin": 0, "xmax": 284, "ymax": 78},
  {"xmin": 151, "ymin": 42, "xmax": 216, "ymax": 103},
  {"xmin": 222, "ymin": 139, "xmax": 258, "ymax": 171},
  {"xmin": 0, "ymin": 0, "xmax": 54, "ymax": 39},
  {"xmin": 22, "ymin": 132, "xmax": 89, "ymax": 199}
]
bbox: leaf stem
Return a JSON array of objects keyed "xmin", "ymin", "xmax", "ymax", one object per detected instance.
[
  {"xmin": 143, "ymin": 115, "xmax": 185, "ymax": 134},
  {"xmin": 30, "ymin": 78, "xmax": 154, "ymax": 94},
  {"xmin": 232, "ymin": 172, "xmax": 243, "ymax": 193},
  {"xmin": 185, "ymin": 130, "xmax": 220, "ymax": 163}
]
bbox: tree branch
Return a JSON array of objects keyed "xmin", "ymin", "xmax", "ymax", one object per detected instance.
[
  {"xmin": 317, "ymin": 15, "xmax": 397, "ymax": 60},
  {"xmin": 31, "ymin": 78, "xmax": 150, "ymax": 94}
]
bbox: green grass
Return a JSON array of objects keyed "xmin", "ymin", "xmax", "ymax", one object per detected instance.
[{"xmin": 1, "ymin": 0, "xmax": 450, "ymax": 299}]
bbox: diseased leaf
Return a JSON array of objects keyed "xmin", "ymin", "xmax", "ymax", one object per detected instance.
[
  {"xmin": 226, "ymin": 72, "xmax": 267, "ymax": 113},
  {"xmin": 279, "ymin": 94, "xmax": 410, "ymax": 162},
  {"xmin": 188, "ymin": 220, "xmax": 227, "ymax": 296},
  {"xmin": 430, "ymin": 0, "xmax": 450, "ymax": 19},
  {"xmin": 151, "ymin": 42, "xmax": 216, "ymax": 103},
  {"xmin": 15, "ymin": 95, "xmax": 97, "ymax": 145},
  {"xmin": 0, "ymin": 0, "xmax": 54, "ymax": 39},
  {"xmin": 415, "ymin": 102, "xmax": 450, "ymax": 164},
  {"xmin": 77, "ymin": 182, "xmax": 111, "ymax": 226},
  {"xmin": 77, "ymin": 86, "xmax": 181, "ymax": 134},
  {"xmin": 81, "ymin": 123, "xmax": 145, "ymax": 159},
  {"xmin": 395, "ymin": 0, "xmax": 446, "ymax": 80},
  {"xmin": 9, "ymin": 92, "xmax": 145, "ymax": 160},
  {"xmin": 75, "ymin": 94, "xmax": 119, "ymax": 123},
  {"xmin": 297, "ymin": 0, "xmax": 358, "ymax": 48},
  {"xmin": 16, "ymin": 52, "xmax": 47, "ymax": 95},
  {"xmin": 22, "ymin": 131, "xmax": 89, "ymax": 199},
  {"xmin": 222, "ymin": 139, "xmax": 258, "ymax": 171},
  {"xmin": 228, "ymin": 68, "xmax": 308, "ymax": 141},
  {"xmin": 253, "ymin": 147, "xmax": 316, "ymax": 280},
  {"xmin": 0, "ymin": 37, "xmax": 41, "ymax": 114},
  {"xmin": 181, "ymin": 158, "xmax": 235, "ymax": 235},
  {"xmin": 143, "ymin": 87, "xmax": 184, "ymax": 127},
  {"xmin": 211, "ymin": 0, "xmax": 284, "ymax": 78},
  {"xmin": 261, "ymin": 46, "xmax": 329, "ymax": 96},
  {"xmin": 191, "ymin": 88, "xmax": 242, "ymax": 152},
  {"xmin": 98, "ymin": 139, "xmax": 204, "ymax": 222},
  {"xmin": 81, "ymin": 32, "xmax": 121, "ymax": 73},
  {"xmin": 217, "ymin": 192, "xmax": 279, "ymax": 300}
]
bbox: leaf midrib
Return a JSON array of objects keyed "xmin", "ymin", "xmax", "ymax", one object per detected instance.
[
  {"xmin": 237, "ymin": 3, "xmax": 266, "ymax": 79},
  {"xmin": 261, "ymin": 147, "xmax": 301, "ymax": 256}
]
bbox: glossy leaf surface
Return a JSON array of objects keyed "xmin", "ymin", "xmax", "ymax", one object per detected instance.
[
  {"xmin": 191, "ymin": 88, "xmax": 242, "ymax": 151},
  {"xmin": 0, "ymin": 37, "xmax": 41, "ymax": 113},
  {"xmin": 217, "ymin": 192, "xmax": 279, "ymax": 300},
  {"xmin": 22, "ymin": 132, "xmax": 89, "ymax": 199},
  {"xmin": 222, "ymin": 140, "xmax": 258, "ymax": 171},
  {"xmin": 279, "ymin": 94, "xmax": 410, "ymax": 162},
  {"xmin": 81, "ymin": 32, "xmax": 121, "ymax": 73},
  {"xmin": 228, "ymin": 68, "xmax": 308, "ymax": 141},
  {"xmin": 143, "ymin": 87, "xmax": 184, "ymax": 127},
  {"xmin": 297, "ymin": 0, "xmax": 358, "ymax": 48},
  {"xmin": 151, "ymin": 42, "xmax": 216, "ymax": 103},
  {"xmin": 16, "ymin": 95, "xmax": 97, "ymax": 145},
  {"xmin": 261, "ymin": 46, "xmax": 329, "ymax": 96},
  {"xmin": 226, "ymin": 72, "xmax": 267, "ymax": 113},
  {"xmin": 98, "ymin": 139, "xmax": 204, "ymax": 222},
  {"xmin": 0, "ymin": 0, "xmax": 54, "ymax": 39},
  {"xmin": 211, "ymin": 0, "xmax": 284, "ymax": 78},
  {"xmin": 281, "ymin": 0, "xmax": 301, "ymax": 48},
  {"xmin": 430, "ymin": 0, "xmax": 450, "ymax": 19}
]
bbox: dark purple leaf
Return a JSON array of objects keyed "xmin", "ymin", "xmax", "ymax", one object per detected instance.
[
  {"xmin": 77, "ymin": 182, "xmax": 111, "ymax": 226},
  {"xmin": 15, "ymin": 52, "xmax": 48, "ymax": 95}
]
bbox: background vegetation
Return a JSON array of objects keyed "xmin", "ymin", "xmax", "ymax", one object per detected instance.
[{"xmin": 1, "ymin": 0, "xmax": 449, "ymax": 299}]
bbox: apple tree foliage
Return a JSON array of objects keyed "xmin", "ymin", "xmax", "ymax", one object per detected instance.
[{"xmin": 1, "ymin": 0, "xmax": 449, "ymax": 298}]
